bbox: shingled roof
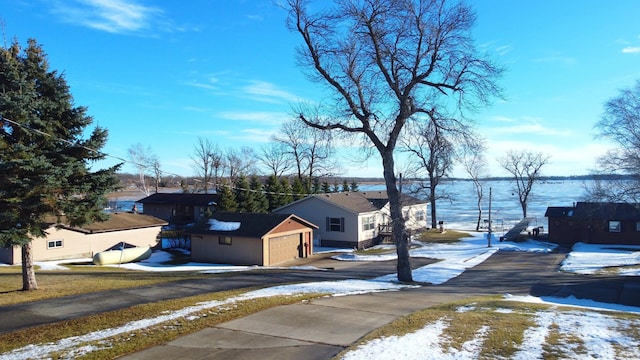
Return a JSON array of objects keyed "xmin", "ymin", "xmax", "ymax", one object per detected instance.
[
  {"xmin": 50, "ymin": 212, "xmax": 168, "ymax": 234},
  {"xmin": 545, "ymin": 202, "xmax": 640, "ymax": 220},
  {"xmin": 308, "ymin": 191, "xmax": 425, "ymax": 214},
  {"xmin": 137, "ymin": 193, "xmax": 219, "ymax": 206},
  {"xmin": 189, "ymin": 212, "xmax": 317, "ymax": 238}
]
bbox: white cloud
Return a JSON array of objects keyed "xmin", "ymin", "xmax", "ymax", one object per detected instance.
[
  {"xmin": 217, "ymin": 110, "xmax": 289, "ymax": 125},
  {"xmin": 49, "ymin": 0, "xmax": 171, "ymax": 35},
  {"xmin": 622, "ymin": 46, "xmax": 640, "ymax": 54},
  {"xmin": 242, "ymin": 81, "xmax": 302, "ymax": 104}
]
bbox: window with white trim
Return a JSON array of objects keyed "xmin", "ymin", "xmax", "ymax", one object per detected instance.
[
  {"xmin": 47, "ymin": 239, "xmax": 63, "ymax": 249},
  {"xmin": 362, "ymin": 215, "xmax": 375, "ymax": 231},
  {"xmin": 609, "ymin": 220, "xmax": 621, "ymax": 232},
  {"xmin": 416, "ymin": 210, "xmax": 426, "ymax": 221},
  {"xmin": 218, "ymin": 236, "xmax": 232, "ymax": 245}
]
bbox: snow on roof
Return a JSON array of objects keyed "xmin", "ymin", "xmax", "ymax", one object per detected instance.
[{"xmin": 208, "ymin": 219, "xmax": 241, "ymax": 231}]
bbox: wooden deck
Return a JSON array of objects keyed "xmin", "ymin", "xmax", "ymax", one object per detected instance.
[{"xmin": 500, "ymin": 217, "xmax": 536, "ymax": 241}]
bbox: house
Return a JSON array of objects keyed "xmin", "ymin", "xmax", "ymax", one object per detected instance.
[
  {"xmin": 545, "ymin": 202, "xmax": 640, "ymax": 246},
  {"xmin": 188, "ymin": 212, "xmax": 317, "ymax": 266},
  {"xmin": 273, "ymin": 191, "xmax": 428, "ymax": 249},
  {"xmin": 137, "ymin": 193, "xmax": 219, "ymax": 225},
  {"xmin": 0, "ymin": 212, "xmax": 167, "ymax": 265}
]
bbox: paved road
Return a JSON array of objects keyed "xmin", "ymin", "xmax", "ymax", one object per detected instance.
[{"xmin": 2, "ymin": 250, "xmax": 639, "ymax": 359}]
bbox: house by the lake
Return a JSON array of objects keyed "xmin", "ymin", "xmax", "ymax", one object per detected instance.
[
  {"xmin": 273, "ymin": 191, "xmax": 428, "ymax": 249},
  {"xmin": 138, "ymin": 193, "xmax": 218, "ymax": 225},
  {"xmin": 545, "ymin": 202, "xmax": 640, "ymax": 246},
  {"xmin": 0, "ymin": 212, "xmax": 167, "ymax": 265},
  {"xmin": 188, "ymin": 212, "xmax": 317, "ymax": 266}
]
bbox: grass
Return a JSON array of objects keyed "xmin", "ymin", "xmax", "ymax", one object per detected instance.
[
  {"xmin": 334, "ymin": 296, "xmax": 640, "ymax": 360},
  {"xmin": 0, "ymin": 265, "xmax": 213, "ymax": 306},
  {"xmin": 416, "ymin": 228, "xmax": 471, "ymax": 243},
  {"xmin": 0, "ymin": 286, "xmax": 324, "ymax": 359}
]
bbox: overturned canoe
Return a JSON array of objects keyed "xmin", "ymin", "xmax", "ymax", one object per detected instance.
[{"xmin": 93, "ymin": 246, "xmax": 152, "ymax": 265}]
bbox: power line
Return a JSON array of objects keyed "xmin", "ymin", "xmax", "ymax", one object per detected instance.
[{"xmin": 0, "ymin": 115, "xmax": 355, "ymax": 197}]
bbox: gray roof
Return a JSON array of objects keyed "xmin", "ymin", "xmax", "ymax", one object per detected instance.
[
  {"xmin": 189, "ymin": 212, "xmax": 317, "ymax": 237},
  {"xmin": 310, "ymin": 191, "xmax": 425, "ymax": 214}
]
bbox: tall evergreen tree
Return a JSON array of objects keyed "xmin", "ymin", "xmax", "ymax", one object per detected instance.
[
  {"xmin": 279, "ymin": 178, "xmax": 293, "ymax": 206},
  {"xmin": 349, "ymin": 180, "xmax": 359, "ymax": 192},
  {"xmin": 321, "ymin": 181, "xmax": 331, "ymax": 193},
  {"xmin": 291, "ymin": 176, "xmax": 306, "ymax": 201},
  {"xmin": 342, "ymin": 179, "xmax": 349, "ymax": 192},
  {"xmin": 249, "ymin": 175, "xmax": 268, "ymax": 213},
  {"xmin": 264, "ymin": 174, "xmax": 283, "ymax": 211},
  {"xmin": 217, "ymin": 179, "xmax": 237, "ymax": 212},
  {"xmin": 234, "ymin": 175, "xmax": 255, "ymax": 212},
  {"xmin": 0, "ymin": 39, "xmax": 120, "ymax": 290}
]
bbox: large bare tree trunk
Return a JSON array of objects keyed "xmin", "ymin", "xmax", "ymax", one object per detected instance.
[
  {"xmin": 22, "ymin": 242, "xmax": 38, "ymax": 291},
  {"xmin": 382, "ymin": 153, "xmax": 412, "ymax": 282}
]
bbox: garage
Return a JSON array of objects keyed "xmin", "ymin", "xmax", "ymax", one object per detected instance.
[
  {"xmin": 189, "ymin": 212, "xmax": 317, "ymax": 266},
  {"xmin": 269, "ymin": 233, "xmax": 302, "ymax": 265}
]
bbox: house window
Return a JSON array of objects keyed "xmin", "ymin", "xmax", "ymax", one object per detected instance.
[
  {"xmin": 416, "ymin": 210, "xmax": 426, "ymax": 221},
  {"xmin": 609, "ymin": 221, "xmax": 621, "ymax": 233},
  {"xmin": 327, "ymin": 217, "xmax": 344, "ymax": 232},
  {"xmin": 47, "ymin": 240, "xmax": 63, "ymax": 249},
  {"xmin": 362, "ymin": 216, "xmax": 375, "ymax": 231},
  {"xmin": 218, "ymin": 236, "xmax": 232, "ymax": 245}
]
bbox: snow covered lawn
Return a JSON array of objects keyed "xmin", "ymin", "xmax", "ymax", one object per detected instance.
[{"xmin": 3, "ymin": 232, "xmax": 640, "ymax": 359}]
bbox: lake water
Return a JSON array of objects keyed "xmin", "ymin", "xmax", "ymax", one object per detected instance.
[
  {"xmin": 362, "ymin": 179, "xmax": 592, "ymax": 234},
  {"xmin": 108, "ymin": 179, "xmax": 592, "ymax": 236}
]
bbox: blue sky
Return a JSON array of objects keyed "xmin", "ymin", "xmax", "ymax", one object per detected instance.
[{"xmin": 2, "ymin": 0, "xmax": 639, "ymax": 178}]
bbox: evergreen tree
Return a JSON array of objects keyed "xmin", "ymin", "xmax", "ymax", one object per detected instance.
[
  {"xmin": 342, "ymin": 179, "xmax": 350, "ymax": 192},
  {"xmin": 321, "ymin": 181, "xmax": 331, "ymax": 193},
  {"xmin": 350, "ymin": 180, "xmax": 359, "ymax": 192},
  {"xmin": 312, "ymin": 177, "xmax": 321, "ymax": 193},
  {"xmin": 217, "ymin": 180, "xmax": 237, "ymax": 212},
  {"xmin": 279, "ymin": 177, "xmax": 293, "ymax": 206},
  {"xmin": 234, "ymin": 175, "xmax": 255, "ymax": 212},
  {"xmin": 249, "ymin": 175, "xmax": 268, "ymax": 213},
  {"xmin": 291, "ymin": 176, "xmax": 306, "ymax": 200},
  {"xmin": 332, "ymin": 180, "xmax": 341, "ymax": 193},
  {"xmin": 264, "ymin": 174, "xmax": 283, "ymax": 211},
  {"xmin": 0, "ymin": 39, "xmax": 120, "ymax": 290}
]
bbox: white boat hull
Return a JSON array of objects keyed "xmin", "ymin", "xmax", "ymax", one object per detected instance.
[{"xmin": 93, "ymin": 246, "xmax": 152, "ymax": 265}]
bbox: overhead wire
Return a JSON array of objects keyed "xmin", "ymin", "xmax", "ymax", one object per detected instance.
[{"xmin": 0, "ymin": 115, "xmax": 356, "ymax": 198}]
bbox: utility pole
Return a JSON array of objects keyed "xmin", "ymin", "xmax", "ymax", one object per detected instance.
[{"xmin": 487, "ymin": 187, "xmax": 492, "ymax": 247}]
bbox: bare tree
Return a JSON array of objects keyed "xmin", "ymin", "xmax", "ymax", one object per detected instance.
[
  {"xmin": 403, "ymin": 121, "xmax": 456, "ymax": 229},
  {"xmin": 459, "ymin": 140, "xmax": 488, "ymax": 231},
  {"xmin": 258, "ymin": 142, "xmax": 293, "ymax": 177},
  {"xmin": 589, "ymin": 80, "xmax": 640, "ymax": 202},
  {"xmin": 285, "ymin": 0, "xmax": 503, "ymax": 282},
  {"xmin": 498, "ymin": 150, "xmax": 550, "ymax": 218},
  {"xmin": 128, "ymin": 143, "xmax": 156, "ymax": 196},
  {"xmin": 191, "ymin": 137, "xmax": 218, "ymax": 193},
  {"xmin": 224, "ymin": 146, "xmax": 257, "ymax": 182},
  {"xmin": 150, "ymin": 154, "xmax": 162, "ymax": 193},
  {"xmin": 273, "ymin": 118, "xmax": 336, "ymax": 186}
]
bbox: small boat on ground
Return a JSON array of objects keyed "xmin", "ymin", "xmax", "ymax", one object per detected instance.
[{"xmin": 93, "ymin": 242, "xmax": 152, "ymax": 265}]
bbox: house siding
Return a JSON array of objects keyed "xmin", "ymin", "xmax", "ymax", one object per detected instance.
[
  {"xmin": 0, "ymin": 226, "xmax": 162, "ymax": 265},
  {"xmin": 191, "ymin": 235, "xmax": 264, "ymax": 266}
]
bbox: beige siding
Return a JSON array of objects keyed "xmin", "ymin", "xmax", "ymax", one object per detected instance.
[
  {"xmin": 0, "ymin": 226, "xmax": 162, "ymax": 265},
  {"xmin": 191, "ymin": 235, "xmax": 264, "ymax": 266}
]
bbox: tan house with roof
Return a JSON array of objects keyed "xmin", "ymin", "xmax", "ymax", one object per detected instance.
[
  {"xmin": 189, "ymin": 212, "xmax": 317, "ymax": 266},
  {"xmin": 274, "ymin": 191, "xmax": 427, "ymax": 249},
  {"xmin": 0, "ymin": 212, "xmax": 167, "ymax": 265}
]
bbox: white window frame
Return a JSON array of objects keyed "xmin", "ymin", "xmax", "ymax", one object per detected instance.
[
  {"xmin": 47, "ymin": 239, "xmax": 63, "ymax": 249},
  {"xmin": 609, "ymin": 220, "xmax": 621, "ymax": 233},
  {"xmin": 362, "ymin": 215, "xmax": 375, "ymax": 231}
]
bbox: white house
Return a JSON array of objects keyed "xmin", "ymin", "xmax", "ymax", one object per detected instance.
[{"xmin": 274, "ymin": 191, "xmax": 427, "ymax": 249}]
